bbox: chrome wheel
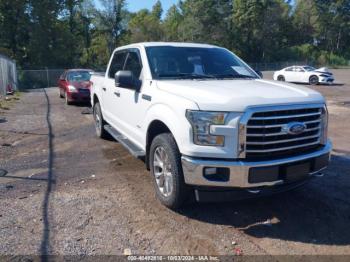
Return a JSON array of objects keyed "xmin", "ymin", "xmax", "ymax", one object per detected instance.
[{"xmin": 153, "ymin": 146, "xmax": 173, "ymax": 197}]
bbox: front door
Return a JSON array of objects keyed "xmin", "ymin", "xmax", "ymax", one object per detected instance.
[
  {"xmin": 115, "ymin": 49, "xmax": 149, "ymax": 148},
  {"xmin": 295, "ymin": 66, "xmax": 306, "ymax": 82}
]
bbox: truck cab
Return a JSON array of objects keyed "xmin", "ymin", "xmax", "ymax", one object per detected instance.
[{"xmin": 91, "ymin": 42, "xmax": 331, "ymax": 209}]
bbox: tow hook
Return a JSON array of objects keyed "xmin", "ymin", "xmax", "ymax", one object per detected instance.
[
  {"xmin": 313, "ymin": 172, "xmax": 324, "ymax": 178},
  {"xmin": 246, "ymin": 189, "xmax": 261, "ymax": 194}
]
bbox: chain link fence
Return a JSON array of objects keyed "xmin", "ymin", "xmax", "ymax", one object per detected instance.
[
  {"xmin": 17, "ymin": 69, "xmax": 65, "ymax": 90},
  {"xmin": 15, "ymin": 61, "xmax": 326, "ymax": 89},
  {"xmin": 249, "ymin": 61, "xmax": 313, "ymax": 72},
  {"xmin": 0, "ymin": 54, "xmax": 17, "ymax": 96}
]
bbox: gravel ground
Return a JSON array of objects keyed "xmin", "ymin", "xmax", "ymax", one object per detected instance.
[{"xmin": 0, "ymin": 69, "xmax": 350, "ymax": 257}]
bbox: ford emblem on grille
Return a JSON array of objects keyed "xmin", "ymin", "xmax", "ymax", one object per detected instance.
[{"xmin": 282, "ymin": 122, "xmax": 307, "ymax": 135}]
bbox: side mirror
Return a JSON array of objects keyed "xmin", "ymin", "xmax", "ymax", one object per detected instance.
[
  {"xmin": 255, "ymin": 70, "xmax": 263, "ymax": 78},
  {"xmin": 115, "ymin": 70, "xmax": 141, "ymax": 91}
]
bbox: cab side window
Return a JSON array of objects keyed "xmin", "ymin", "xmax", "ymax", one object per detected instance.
[
  {"xmin": 124, "ymin": 51, "xmax": 142, "ymax": 78},
  {"xmin": 108, "ymin": 51, "xmax": 127, "ymax": 79}
]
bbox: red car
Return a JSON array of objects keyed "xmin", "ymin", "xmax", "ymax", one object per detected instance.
[{"xmin": 58, "ymin": 69, "xmax": 93, "ymax": 105}]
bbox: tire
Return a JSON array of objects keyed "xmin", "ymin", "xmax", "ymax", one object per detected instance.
[
  {"xmin": 150, "ymin": 133, "xmax": 190, "ymax": 209},
  {"xmin": 309, "ymin": 75, "xmax": 319, "ymax": 85},
  {"xmin": 93, "ymin": 102, "xmax": 109, "ymax": 139},
  {"xmin": 65, "ymin": 92, "xmax": 72, "ymax": 105},
  {"xmin": 277, "ymin": 75, "xmax": 285, "ymax": 81},
  {"xmin": 59, "ymin": 89, "xmax": 64, "ymax": 98}
]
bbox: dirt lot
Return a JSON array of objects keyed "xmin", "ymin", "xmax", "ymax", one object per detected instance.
[{"xmin": 1, "ymin": 69, "xmax": 350, "ymax": 257}]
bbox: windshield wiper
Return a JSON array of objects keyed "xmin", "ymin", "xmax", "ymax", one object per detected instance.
[
  {"xmin": 214, "ymin": 74, "xmax": 255, "ymax": 79},
  {"xmin": 158, "ymin": 73, "xmax": 216, "ymax": 79},
  {"xmin": 158, "ymin": 73, "xmax": 255, "ymax": 80}
]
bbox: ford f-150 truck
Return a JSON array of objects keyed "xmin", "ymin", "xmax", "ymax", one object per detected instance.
[{"xmin": 91, "ymin": 42, "xmax": 331, "ymax": 209}]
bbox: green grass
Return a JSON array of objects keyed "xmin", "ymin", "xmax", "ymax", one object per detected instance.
[{"xmin": 0, "ymin": 91, "xmax": 21, "ymax": 111}]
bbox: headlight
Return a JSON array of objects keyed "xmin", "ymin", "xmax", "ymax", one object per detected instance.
[
  {"xmin": 321, "ymin": 105, "xmax": 328, "ymax": 144},
  {"xmin": 68, "ymin": 85, "xmax": 77, "ymax": 92},
  {"xmin": 186, "ymin": 110, "xmax": 227, "ymax": 146}
]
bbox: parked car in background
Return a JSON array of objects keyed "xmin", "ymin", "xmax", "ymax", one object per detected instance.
[
  {"xmin": 90, "ymin": 42, "xmax": 331, "ymax": 209},
  {"xmin": 273, "ymin": 66, "xmax": 334, "ymax": 85},
  {"xmin": 58, "ymin": 69, "xmax": 93, "ymax": 105}
]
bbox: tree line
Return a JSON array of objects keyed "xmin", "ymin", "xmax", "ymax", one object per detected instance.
[{"xmin": 0, "ymin": 0, "xmax": 349, "ymax": 70}]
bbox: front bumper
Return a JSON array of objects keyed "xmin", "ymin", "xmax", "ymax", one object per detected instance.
[
  {"xmin": 181, "ymin": 140, "xmax": 332, "ymax": 188},
  {"xmin": 319, "ymin": 76, "xmax": 334, "ymax": 83},
  {"xmin": 67, "ymin": 91, "xmax": 91, "ymax": 102}
]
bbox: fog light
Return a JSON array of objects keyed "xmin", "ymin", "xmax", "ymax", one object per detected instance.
[
  {"xmin": 204, "ymin": 167, "xmax": 217, "ymax": 175},
  {"xmin": 203, "ymin": 167, "xmax": 230, "ymax": 182}
]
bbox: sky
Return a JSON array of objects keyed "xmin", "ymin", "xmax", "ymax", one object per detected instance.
[
  {"xmin": 94, "ymin": 0, "xmax": 179, "ymax": 14},
  {"xmin": 95, "ymin": 1, "xmax": 295, "ymax": 15},
  {"xmin": 126, "ymin": 0, "xmax": 178, "ymax": 13}
]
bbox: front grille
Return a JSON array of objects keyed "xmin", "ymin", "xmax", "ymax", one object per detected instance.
[
  {"xmin": 245, "ymin": 107, "xmax": 323, "ymax": 160},
  {"xmin": 78, "ymin": 88, "xmax": 90, "ymax": 93}
]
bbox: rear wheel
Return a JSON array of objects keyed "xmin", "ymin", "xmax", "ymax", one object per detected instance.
[
  {"xmin": 150, "ymin": 133, "xmax": 190, "ymax": 209},
  {"xmin": 277, "ymin": 75, "xmax": 285, "ymax": 81},
  {"xmin": 93, "ymin": 102, "xmax": 109, "ymax": 139},
  {"xmin": 309, "ymin": 75, "xmax": 319, "ymax": 85}
]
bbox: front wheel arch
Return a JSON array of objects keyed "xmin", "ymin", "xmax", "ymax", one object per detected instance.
[
  {"xmin": 146, "ymin": 120, "xmax": 172, "ymax": 170},
  {"xmin": 93, "ymin": 94, "xmax": 100, "ymax": 106}
]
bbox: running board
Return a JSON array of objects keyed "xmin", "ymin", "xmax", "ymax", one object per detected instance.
[{"xmin": 104, "ymin": 125, "xmax": 145, "ymax": 158}]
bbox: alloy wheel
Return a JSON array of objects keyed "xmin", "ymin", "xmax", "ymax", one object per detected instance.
[
  {"xmin": 310, "ymin": 76, "xmax": 318, "ymax": 85},
  {"xmin": 153, "ymin": 146, "xmax": 174, "ymax": 197}
]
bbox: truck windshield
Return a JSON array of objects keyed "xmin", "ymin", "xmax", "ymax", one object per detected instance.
[{"xmin": 145, "ymin": 46, "xmax": 258, "ymax": 80}]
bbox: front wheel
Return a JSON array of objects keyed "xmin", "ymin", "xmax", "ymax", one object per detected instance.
[
  {"xmin": 150, "ymin": 133, "xmax": 190, "ymax": 209},
  {"xmin": 309, "ymin": 75, "xmax": 319, "ymax": 85}
]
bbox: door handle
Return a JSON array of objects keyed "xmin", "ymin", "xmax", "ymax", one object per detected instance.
[
  {"xmin": 142, "ymin": 94, "xmax": 152, "ymax": 101},
  {"xmin": 102, "ymin": 87, "xmax": 106, "ymax": 91},
  {"xmin": 114, "ymin": 91, "xmax": 120, "ymax": 97}
]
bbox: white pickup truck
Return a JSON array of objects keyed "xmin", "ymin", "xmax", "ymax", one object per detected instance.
[{"xmin": 91, "ymin": 42, "xmax": 331, "ymax": 209}]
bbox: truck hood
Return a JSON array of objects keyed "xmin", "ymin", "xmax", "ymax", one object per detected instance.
[{"xmin": 156, "ymin": 79, "xmax": 325, "ymax": 111}]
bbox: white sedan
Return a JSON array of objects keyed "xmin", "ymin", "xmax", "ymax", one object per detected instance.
[{"xmin": 273, "ymin": 66, "xmax": 334, "ymax": 85}]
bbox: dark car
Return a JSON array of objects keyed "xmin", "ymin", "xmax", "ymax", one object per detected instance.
[{"xmin": 58, "ymin": 69, "xmax": 93, "ymax": 105}]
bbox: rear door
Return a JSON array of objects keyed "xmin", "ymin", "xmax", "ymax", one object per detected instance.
[
  {"xmin": 101, "ymin": 50, "xmax": 128, "ymax": 127},
  {"xmin": 285, "ymin": 66, "xmax": 299, "ymax": 82}
]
